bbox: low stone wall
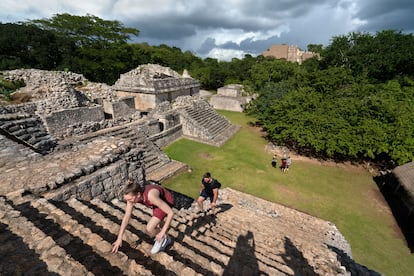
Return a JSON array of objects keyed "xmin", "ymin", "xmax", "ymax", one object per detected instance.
[
  {"xmin": 43, "ymin": 106, "xmax": 105, "ymax": 138},
  {"xmin": 103, "ymin": 97, "xmax": 137, "ymax": 119},
  {"xmin": 150, "ymin": 124, "xmax": 183, "ymax": 148},
  {"xmin": 0, "ymin": 102, "xmax": 37, "ymax": 115},
  {"xmin": 38, "ymin": 140, "xmax": 146, "ymax": 203},
  {"xmin": 217, "ymin": 84, "xmax": 243, "ymax": 97},
  {"xmin": 43, "ymin": 160, "xmax": 131, "ymax": 202},
  {"xmin": 209, "ymin": 95, "xmax": 252, "ymax": 112}
]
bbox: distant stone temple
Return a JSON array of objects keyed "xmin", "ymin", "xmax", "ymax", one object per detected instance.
[
  {"xmin": 113, "ymin": 64, "xmax": 200, "ymax": 111},
  {"xmin": 262, "ymin": 44, "xmax": 320, "ymax": 64},
  {"xmin": 209, "ymin": 84, "xmax": 254, "ymax": 112}
]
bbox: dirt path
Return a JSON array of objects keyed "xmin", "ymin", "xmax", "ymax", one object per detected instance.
[{"xmin": 249, "ymin": 123, "xmax": 375, "ymax": 173}]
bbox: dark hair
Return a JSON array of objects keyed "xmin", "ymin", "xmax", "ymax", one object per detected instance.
[
  {"xmin": 123, "ymin": 178, "xmax": 143, "ymax": 195},
  {"xmin": 203, "ymin": 172, "xmax": 211, "ymax": 178}
]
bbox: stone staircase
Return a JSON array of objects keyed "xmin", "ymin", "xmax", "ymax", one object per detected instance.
[
  {"xmin": 179, "ymin": 105, "xmax": 240, "ymax": 147},
  {"xmin": 0, "ymin": 188, "xmax": 379, "ymax": 275},
  {"xmin": 60, "ymin": 121, "xmax": 178, "ymax": 178},
  {"xmin": 0, "ymin": 113, "xmax": 57, "ymax": 154},
  {"xmin": 0, "ymin": 135, "xmax": 134, "ymax": 196},
  {"xmin": 0, "ymin": 133, "xmax": 41, "ymax": 169}
]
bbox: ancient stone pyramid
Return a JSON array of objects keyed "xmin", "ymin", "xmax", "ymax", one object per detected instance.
[{"xmin": 1, "ymin": 185, "xmax": 380, "ymax": 275}]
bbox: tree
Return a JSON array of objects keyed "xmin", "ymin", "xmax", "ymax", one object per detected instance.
[
  {"xmin": 24, "ymin": 14, "xmax": 140, "ymax": 83},
  {"xmin": 307, "ymin": 44, "xmax": 323, "ymax": 53},
  {"xmin": 27, "ymin": 13, "xmax": 139, "ymax": 47},
  {"xmin": 0, "ymin": 23, "xmax": 73, "ymax": 70},
  {"xmin": 321, "ymin": 30, "xmax": 414, "ymax": 83},
  {"xmin": 249, "ymin": 59, "xmax": 300, "ymax": 90}
]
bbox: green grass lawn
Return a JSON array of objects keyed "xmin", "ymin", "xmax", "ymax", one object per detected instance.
[{"xmin": 162, "ymin": 110, "xmax": 414, "ymax": 276}]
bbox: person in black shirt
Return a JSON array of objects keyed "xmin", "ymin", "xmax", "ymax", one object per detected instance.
[
  {"xmin": 197, "ymin": 172, "xmax": 221, "ymax": 214},
  {"xmin": 271, "ymin": 155, "xmax": 277, "ymax": 168}
]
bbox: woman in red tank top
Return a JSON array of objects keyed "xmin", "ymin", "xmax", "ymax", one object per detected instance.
[{"xmin": 112, "ymin": 178, "xmax": 175, "ymax": 254}]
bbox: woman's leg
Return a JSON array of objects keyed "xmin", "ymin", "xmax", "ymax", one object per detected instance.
[{"xmin": 146, "ymin": 216, "xmax": 162, "ymax": 237}]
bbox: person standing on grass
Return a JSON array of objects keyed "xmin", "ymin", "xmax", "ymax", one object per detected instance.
[
  {"xmin": 112, "ymin": 178, "xmax": 175, "ymax": 254},
  {"xmin": 197, "ymin": 172, "xmax": 221, "ymax": 214},
  {"xmin": 271, "ymin": 155, "xmax": 277, "ymax": 168},
  {"xmin": 286, "ymin": 156, "xmax": 292, "ymax": 171},
  {"xmin": 281, "ymin": 158, "xmax": 287, "ymax": 172}
]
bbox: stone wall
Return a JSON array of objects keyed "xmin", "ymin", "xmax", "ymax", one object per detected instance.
[
  {"xmin": 44, "ymin": 160, "xmax": 131, "ymax": 202},
  {"xmin": 150, "ymin": 124, "xmax": 183, "ymax": 148},
  {"xmin": 152, "ymin": 78, "xmax": 200, "ymax": 93},
  {"xmin": 217, "ymin": 84, "xmax": 243, "ymax": 97},
  {"xmin": 43, "ymin": 106, "xmax": 105, "ymax": 138},
  {"xmin": 103, "ymin": 97, "xmax": 137, "ymax": 119},
  {"xmin": 27, "ymin": 138, "xmax": 147, "ymax": 203},
  {"xmin": 116, "ymin": 91, "xmax": 155, "ymax": 111},
  {"xmin": 210, "ymin": 95, "xmax": 251, "ymax": 112},
  {"xmin": 210, "ymin": 84, "xmax": 254, "ymax": 112}
]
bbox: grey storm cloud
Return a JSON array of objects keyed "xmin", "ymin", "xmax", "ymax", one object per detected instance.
[
  {"xmin": 354, "ymin": 0, "xmax": 414, "ymax": 33},
  {"xmin": 1, "ymin": 0, "xmax": 413, "ymax": 60}
]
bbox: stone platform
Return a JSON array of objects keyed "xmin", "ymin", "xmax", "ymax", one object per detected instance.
[{"xmin": 0, "ymin": 187, "xmax": 379, "ymax": 275}]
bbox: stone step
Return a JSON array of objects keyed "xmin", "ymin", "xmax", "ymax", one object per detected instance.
[
  {"xmin": 66, "ymin": 197, "xmax": 185, "ymax": 275},
  {"xmin": 181, "ymin": 106, "xmax": 237, "ymax": 146},
  {"xmin": 111, "ymin": 198, "xmax": 292, "ymax": 275},
  {"xmin": 29, "ymin": 195, "xmax": 154, "ymax": 275},
  {"xmin": 109, "ymin": 199, "xmax": 232, "ymax": 275},
  {"xmin": 146, "ymin": 160, "xmax": 188, "ymax": 183},
  {"xmin": 89, "ymin": 198, "xmax": 205, "ymax": 275},
  {"xmin": 0, "ymin": 134, "xmax": 41, "ymax": 169},
  {"xmin": 210, "ymin": 125, "xmax": 240, "ymax": 147},
  {"xmin": 77, "ymin": 122, "xmax": 172, "ymax": 176},
  {"xmin": 1, "ymin": 187, "xmax": 376, "ymax": 275},
  {"xmin": 0, "ymin": 116, "xmax": 56, "ymax": 154},
  {"xmin": 183, "ymin": 208, "xmax": 293, "ymax": 275},
  {"xmin": 0, "ymin": 195, "xmax": 93, "ymax": 275}
]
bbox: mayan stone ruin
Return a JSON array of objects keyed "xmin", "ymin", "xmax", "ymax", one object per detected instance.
[
  {"xmin": 0, "ymin": 65, "xmax": 379, "ymax": 275},
  {"xmin": 209, "ymin": 84, "xmax": 254, "ymax": 112}
]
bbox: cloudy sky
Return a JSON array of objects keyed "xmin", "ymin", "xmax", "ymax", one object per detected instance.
[{"xmin": 1, "ymin": 0, "xmax": 413, "ymax": 60}]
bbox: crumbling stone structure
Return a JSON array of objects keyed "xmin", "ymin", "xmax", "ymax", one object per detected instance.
[
  {"xmin": 209, "ymin": 84, "xmax": 254, "ymax": 112},
  {"xmin": 262, "ymin": 44, "xmax": 320, "ymax": 64},
  {"xmin": 113, "ymin": 64, "xmax": 200, "ymax": 111}
]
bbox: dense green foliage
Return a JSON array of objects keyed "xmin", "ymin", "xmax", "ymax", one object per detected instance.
[
  {"xmin": 0, "ymin": 14, "xmax": 413, "ymax": 166},
  {"xmin": 321, "ymin": 30, "xmax": 414, "ymax": 82},
  {"xmin": 0, "ymin": 23, "xmax": 72, "ymax": 70}
]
